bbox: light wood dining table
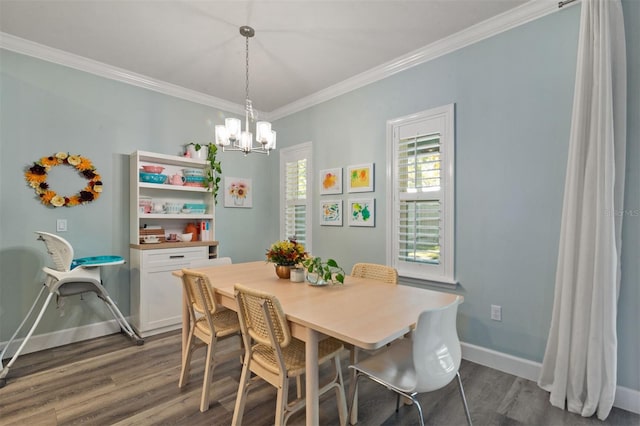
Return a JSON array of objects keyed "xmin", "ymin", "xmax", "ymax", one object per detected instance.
[{"xmin": 173, "ymin": 261, "xmax": 460, "ymax": 426}]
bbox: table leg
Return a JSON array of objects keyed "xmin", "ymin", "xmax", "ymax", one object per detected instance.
[{"xmin": 305, "ymin": 328, "xmax": 319, "ymax": 426}]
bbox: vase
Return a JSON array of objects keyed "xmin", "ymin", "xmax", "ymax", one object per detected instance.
[{"xmin": 274, "ymin": 265, "xmax": 291, "ymax": 279}]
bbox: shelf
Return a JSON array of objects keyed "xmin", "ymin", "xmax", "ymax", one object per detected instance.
[
  {"xmin": 137, "ymin": 150, "xmax": 207, "ymax": 168},
  {"xmin": 130, "ymin": 240, "xmax": 218, "ymax": 250},
  {"xmin": 139, "ymin": 183, "xmax": 209, "ymax": 192},
  {"xmin": 140, "ymin": 213, "xmax": 213, "ymax": 219}
]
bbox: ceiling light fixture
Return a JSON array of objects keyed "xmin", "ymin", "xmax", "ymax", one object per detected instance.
[{"xmin": 215, "ymin": 26, "xmax": 276, "ymax": 155}]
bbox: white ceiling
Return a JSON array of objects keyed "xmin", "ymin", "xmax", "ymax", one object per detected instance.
[{"xmin": 0, "ymin": 0, "xmax": 531, "ymax": 114}]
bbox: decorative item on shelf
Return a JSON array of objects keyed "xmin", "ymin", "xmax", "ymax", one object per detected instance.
[
  {"xmin": 24, "ymin": 152, "xmax": 102, "ymax": 208},
  {"xmin": 265, "ymin": 239, "xmax": 308, "ymax": 279},
  {"xmin": 301, "ymin": 257, "xmax": 345, "ymax": 286},
  {"xmin": 140, "ymin": 165, "xmax": 165, "ymax": 174},
  {"xmin": 184, "ymin": 222, "xmax": 199, "ymax": 238},
  {"xmin": 183, "ymin": 143, "xmax": 221, "ymax": 204},
  {"xmin": 214, "ymin": 26, "xmax": 276, "ymax": 156},
  {"xmin": 168, "ymin": 173, "xmax": 185, "ymax": 186},
  {"xmin": 139, "ymin": 171, "xmax": 168, "ymax": 184},
  {"xmin": 139, "ymin": 227, "xmax": 166, "ymax": 243}
]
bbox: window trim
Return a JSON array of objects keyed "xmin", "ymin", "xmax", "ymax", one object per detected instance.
[
  {"xmin": 279, "ymin": 141, "xmax": 313, "ymax": 252},
  {"xmin": 386, "ymin": 104, "xmax": 456, "ymax": 285}
]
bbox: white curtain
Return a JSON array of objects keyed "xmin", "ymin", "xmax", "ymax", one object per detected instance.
[{"xmin": 538, "ymin": 0, "xmax": 627, "ymax": 420}]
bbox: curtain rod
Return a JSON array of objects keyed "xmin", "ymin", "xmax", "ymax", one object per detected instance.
[{"xmin": 558, "ymin": 0, "xmax": 578, "ymax": 8}]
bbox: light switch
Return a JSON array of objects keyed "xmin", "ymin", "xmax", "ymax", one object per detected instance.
[{"xmin": 56, "ymin": 219, "xmax": 68, "ymax": 232}]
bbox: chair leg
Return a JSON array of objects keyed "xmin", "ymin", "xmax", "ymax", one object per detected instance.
[
  {"xmin": 0, "ymin": 290, "xmax": 54, "ymax": 384},
  {"xmin": 0, "ymin": 285, "xmax": 47, "ymax": 365},
  {"xmin": 411, "ymin": 395, "xmax": 425, "ymax": 426},
  {"xmin": 275, "ymin": 376, "xmax": 289, "ymax": 426},
  {"xmin": 333, "ymin": 355, "xmax": 348, "ymax": 426},
  {"xmin": 178, "ymin": 330, "xmax": 195, "ymax": 388},
  {"xmin": 347, "ymin": 370, "xmax": 360, "ymax": 425},
  {"xmin": 396, "ymin": 393, "xmax": 400, "ymax": 412},
  {"xmin": 348, "ymin": 347, "xmax": 359, "ymax": 425},
  {"xmin": 456, "ymin": 371, "xmax": 473, "ymax": 426},
  {"xmin": 199, "ymin": 337, "xmax": 216, "ymax": 412},
  {"xmin": 231, "ymin": 359, "xmax": 251, "ymax": 426}
]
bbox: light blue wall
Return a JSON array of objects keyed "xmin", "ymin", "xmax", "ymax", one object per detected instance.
[
  {"xmin": 0, "ymin": 51, "xmax": 279, "ymax": 338},
  {"xmin": 273, "ymin": 3, "xmax": 639, "ymax": 391},
  {"xmin": 1, "ymin": 2, "xmax": 637, "ymax": 393}
]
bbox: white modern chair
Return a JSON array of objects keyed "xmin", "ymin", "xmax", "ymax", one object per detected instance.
[
  {"xmin": 0, "ymin": 231, "xmax": 142, "ymax": 387},
  {"xmin": 348, "ymin": 296, "xmax": 472, "ymax": 426}
]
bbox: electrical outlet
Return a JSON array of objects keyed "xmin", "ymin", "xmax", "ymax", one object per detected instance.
[
  {"xmin": 56, "ymin": 219, "xmax": 68, "ymax": 232},
  {"xmin": 491, "ymin": 304, "xmax": 502, "ymax": 321}
]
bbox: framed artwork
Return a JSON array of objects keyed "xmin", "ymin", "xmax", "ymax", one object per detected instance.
[
  {"xmin": 347, "ymin": 163, "xmax": 374, "ymax": 193},
  {"xmin": 348, "ymin": 198, "xmax": 375, "ymax": 227},
  {"xmin": 320, "ymin": 199, "xmax": 343, "ymax": 226},
  {"xmin": 224, "ymin": 177, "xmax": 252, "ymax": 208},
  {"xmin": 319, "ymin": 168, "xmax": 342, "ymax": 195}
]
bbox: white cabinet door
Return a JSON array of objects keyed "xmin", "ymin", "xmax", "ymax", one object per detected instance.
[{"xmin": 131, "ymin": 246, "xmax": 207, "ymax": 336}]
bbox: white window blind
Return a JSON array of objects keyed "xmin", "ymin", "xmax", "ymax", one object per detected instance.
[
  {"xmin": 398, "ymin": 134, "xmax": 442, "ymax": 265},
  {"xmin": 280, "ymin": 142, "xmax": 312, "ymax": 251},
  {"xmin": 285, "ymin": 158, "xmax": 307, "ymax": 246},
  {"xmin": 387, "ymin": 105, "xmax": 455, "ymax": 284}
]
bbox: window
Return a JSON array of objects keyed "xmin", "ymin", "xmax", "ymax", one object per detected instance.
[
  {"xmin": 280, "ymin": 142, "xmax": 312, "ymax": 251},
  {"xmin": 387, "ymin": 104, "xmax": 455, "ymax": 284}
]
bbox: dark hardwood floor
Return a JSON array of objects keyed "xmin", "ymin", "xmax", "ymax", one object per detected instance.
[{"xmin": 1, "ymin": 330, "xmax": 638, "ymax": 425}]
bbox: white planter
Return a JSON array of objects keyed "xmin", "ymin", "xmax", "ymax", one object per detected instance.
[{"xmin": 186, "ymin": 145, "xmax": 208, "ymax": 160}]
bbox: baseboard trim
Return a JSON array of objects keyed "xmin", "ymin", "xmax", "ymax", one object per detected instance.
[
  {"xmin": 1, "ymin": 320, "xmax": 120, "ymax": 359},
  {"xmin": 461, "ymin": 342, "xmax": 640, "ymax": 415}
]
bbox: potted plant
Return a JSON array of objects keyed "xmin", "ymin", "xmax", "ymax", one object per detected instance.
[
  {"xmin": 302, "ymin": 257, "xmax": 345, "ymax": 285},
  {"xmin": 185, "ymin": 142, "xmax": 222, "ymax": 204},
  {"xmin": 265, "ymin": 239, "xmax": 308, "ymax": 279}
]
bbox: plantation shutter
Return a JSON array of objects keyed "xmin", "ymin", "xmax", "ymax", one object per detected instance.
[
  {"xmin": 388, "ymin": 104, "xmax": 454, "ymax": 284},
  {"xmin": 285, "ymin": 158, "xmax": 307, "ymax": 246},
  {"xmin": 397, "ymin": 134, "xmax": 442, "ymax": 265}
]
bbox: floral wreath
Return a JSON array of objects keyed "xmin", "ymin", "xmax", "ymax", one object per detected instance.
[{"xmin": 25, "ymin": 152, "xmax": 103, "ymax": 207}]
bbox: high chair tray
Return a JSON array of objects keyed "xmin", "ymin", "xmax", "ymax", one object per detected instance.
[{"xmin": 71, "ymin": 255, "xmax": 125, "ymax": 269}]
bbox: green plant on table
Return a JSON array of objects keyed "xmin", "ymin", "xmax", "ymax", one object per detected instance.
[{"xmin": 302, "ymin": 257, "xmax": 345, "ymax": 285}]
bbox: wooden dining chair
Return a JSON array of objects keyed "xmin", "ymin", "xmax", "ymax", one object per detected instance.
[
  {"xmin": 350, "ymin": 262, "xmax": 398, "ymax": 284},
  {"xmin": 179, "ymin": 269, "xmax": 242, "ymax": 412},
  {"xmin": 348, "ymin": 296, "xmax": 472, "ymax": 426},
  {"xmin": 232, "ymin": 284, "xmax": 348, "ymax": 426}
]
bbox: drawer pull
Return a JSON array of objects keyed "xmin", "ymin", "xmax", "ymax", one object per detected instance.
[{"xmin": 169, "ymin": 255, "xmax": 185, "ymax": 259}]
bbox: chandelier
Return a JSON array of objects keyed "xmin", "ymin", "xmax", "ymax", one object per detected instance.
[{"xmin": 215, "ymin": 26, "xmax": 276, "ymax": 155}]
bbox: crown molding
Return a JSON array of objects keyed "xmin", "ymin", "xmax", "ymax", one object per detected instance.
[
  {"xmin": 269, "ymin": 0, "xmax": 564, "ymax": 120},
  {"xmin": 1, "ymin": 0, "xmax": 568, "ymax": 122},
  {"xmin": 0, "ymin": 32, "xmax": 247, "ymax": 116}
]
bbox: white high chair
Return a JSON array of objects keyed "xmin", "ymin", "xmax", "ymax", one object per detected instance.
[{"xmin": 0, "ymin": 231, "xmax": 143, "ymax": 387}]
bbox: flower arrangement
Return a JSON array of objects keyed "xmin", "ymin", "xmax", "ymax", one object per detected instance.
[
  {"xmin": 24, "ymin": 152, "xmax": 102, "ymax": 208},
  {"xmin": 266, "ymin": 239, "xmax": 308, "ymax": 266}
]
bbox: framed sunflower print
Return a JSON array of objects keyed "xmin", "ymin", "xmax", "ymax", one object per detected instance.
[
  {"xmin": 348, "ymin": 198, "xmax": 375, "ymax": 227},
  {"xmin": 347, "ymin": 163, "xmax": 374, "ymax": 193},
  {"xmin": 319, "ymin": 168, "xmax": 342, "ymax": 195},
  {"xmin": 224, "ymin": 177, "xmax": 252, "ymax": 208}
]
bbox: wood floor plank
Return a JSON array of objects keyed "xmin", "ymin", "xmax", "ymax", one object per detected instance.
[{"xmin": 1, "ymin": 330, "xmax": 638, "ymax": 426}]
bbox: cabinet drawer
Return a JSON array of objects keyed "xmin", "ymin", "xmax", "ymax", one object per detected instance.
[{"xmin": 142, "ymin": 247, "xmax": 207, "ymax": 268}]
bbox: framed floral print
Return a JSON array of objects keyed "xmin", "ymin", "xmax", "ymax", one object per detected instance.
[
  {"xmin": 224, "ymin": 177, "xmax": 252, "ymax": 208},
  {"xmin": 319, "ymin": 168, "xmax": 342, "ymax": 195},
  {"xmin": 320, "ymin": 199, "xmax": 343, "ymax": 226},
  {"xmin": 348, "ymin": 198, "xmax": 375, "ymax": 227},
  {"xmin": 347, "ymin": 163, "xmax": 374, "ymax": 193}
]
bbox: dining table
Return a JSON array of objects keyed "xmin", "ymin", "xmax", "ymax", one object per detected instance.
[{"xmin": 172, "ymin": 261, "xmax": 460, "ymax": 426}]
